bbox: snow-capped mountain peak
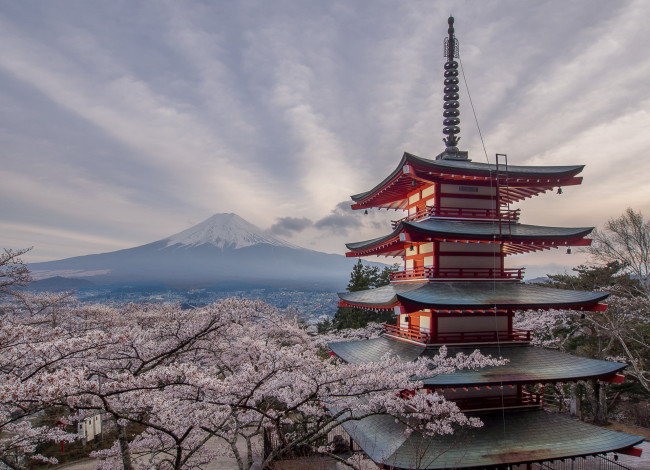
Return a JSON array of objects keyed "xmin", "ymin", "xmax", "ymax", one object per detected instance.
[{"xmin": 164, "ymin": 213, "xmax": 297, "ymax": 250}]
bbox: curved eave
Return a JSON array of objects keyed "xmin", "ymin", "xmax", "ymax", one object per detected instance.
[
  {"xmin": 329, "ymin": 337, "xmax": 626, "ymax": 386},
  {"xmin": 346, "ymin": 229, "xmax": 403, "ymax": 256},
  {"xmin": 337, "ymin": 409, "xmax": 644, "ymax": 469},
  {"xmin": 338, "ymin": 282, "xmax": 609, "ymax": 312},
  {"xmin": 346, "ymin": 221, "xmax": 594, "ymax": 257},
  {"xmin": 397, "ymin": 282, "xmax": 609, "ymax": 311},
  {"xmin": 337, "ymin": 300, "xmax": 398, "ymax": 311},
  {"xmin": 337, "ymin": 283, "xmax": 416, "ymax": 308},
  {"xmin": 328, "ymin": 336, "xmax": 425, "ymax": 363},
  {"xmin": 421, "ymin": 345, "xmax": 627, "ymax": 387},
  {"xmin": 404, "ymin": 220, "xmax": 594, "ymax": 241},
  {"xmin": 351, "ymin": 152, "xmax": 585, "ymax": 209}
]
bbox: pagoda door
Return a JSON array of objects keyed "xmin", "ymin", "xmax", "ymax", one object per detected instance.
[{"xmin": 412, "ymin": 258, "xmax": 424, "ymax": 277}]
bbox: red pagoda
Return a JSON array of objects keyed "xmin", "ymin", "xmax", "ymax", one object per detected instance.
[{"xmin": 328, "ymin": 17, "xmax": 644, "ymax": 470}]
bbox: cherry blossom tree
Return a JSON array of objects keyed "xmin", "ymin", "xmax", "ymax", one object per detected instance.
[
  {"xmin": 63, "ymin": 300, "xmax": 502, "ymax": 469},
  {"xmin": 0, "ymin": 248, "xmax": 91, "ymax": 467},
  {"xmin": 587, "ymin": 208, "xmax": 650, "ymax": 297},
  {"xmin": 514, "ymin": 292, "xmax": 650, "ymax": 425},
  {"xmin": 579, "ymin": 293, "xmax": 650, "ymax": 393},
  {"xmin": 0, "ymin": 248, "xmax": 503, "ymax": 469},
  {"xmin": 0, "ymin": 306, "xmax": 113, "ymax": 467},
  {"xmin": 0, "ymin": 248, "xmax": 32, "ymax": 297},
  {"xmin": 1, "ymin": 294, "xmax": 503, "ymax": 469}
]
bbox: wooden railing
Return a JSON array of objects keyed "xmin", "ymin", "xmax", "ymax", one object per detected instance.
[
  {"xmin": 390, "ymin": 267, "xmax": 524, "ymax": 281},
  {"xmin": 383, "ymin": 324, "xmax": 531, "ymax": 345},
  {"xmin": 392, "ymin": 206, "xmax": 520, "ymax": 228},
  {"xmin": 434, "ymin": 328, "xmax": 531, "ymax": 344},
  {"xmin": 383, "ymin": 323, "xmax": 432, "ymax": 344}
]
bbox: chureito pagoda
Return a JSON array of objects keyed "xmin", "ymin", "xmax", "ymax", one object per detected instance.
[{"xmin": 328, "ymin": 16, "xmax": 645, "ymax": 470}]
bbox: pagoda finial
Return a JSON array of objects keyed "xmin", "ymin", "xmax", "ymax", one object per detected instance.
[{"xmin": 442, "ymin": 15, "xmax": 461, "ymax": 154}]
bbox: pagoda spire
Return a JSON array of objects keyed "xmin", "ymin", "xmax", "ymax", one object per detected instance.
[{"xmin": 442, "ymin": 16, "xmax": 461, "ymax": 155}]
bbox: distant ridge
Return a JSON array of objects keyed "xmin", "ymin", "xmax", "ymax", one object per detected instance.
[
  {"xmin": 29, "ymin": 213, "xmax": 362, "ymax": 290},
  {"xmin": 29, "ymin": 276, "xmax": 95, "ymax": 292}
]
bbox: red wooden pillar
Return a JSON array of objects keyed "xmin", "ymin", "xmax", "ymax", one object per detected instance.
[
  {"xmin": 434, "ymin": 181, "xmax": 440, "ymax": 212},
  {"xmin": 434, "ymin": 241, "xmax": 440, "ymax": 278}
]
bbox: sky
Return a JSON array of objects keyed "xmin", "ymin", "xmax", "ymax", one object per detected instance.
[{"xmin": 2, "ymin": 0, "xmax": 650, "ymax": 279}]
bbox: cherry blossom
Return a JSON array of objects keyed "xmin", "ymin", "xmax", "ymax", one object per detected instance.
[{"xmin": 1, "ymin": 296, "xmax": 503, "ymax": 469}]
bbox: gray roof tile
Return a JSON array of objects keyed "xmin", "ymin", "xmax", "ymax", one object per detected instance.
[
  {"xmin": 352, "ymin": 152, "xmax": 584, "ymax": 202},
  {"xmin": 338, "ymin": 282, "xmax": 608, "ymax": 309},
  {"xmin": 340, "ymin": 409, "xmax": 644, "ymax": 469},
  {"xmin": 328, "ymin": 338, "xmax": 626, "ymax": 385},
  {"xmin": 347, "ymin": 220, "xmax": 592, "ymax": 251}
]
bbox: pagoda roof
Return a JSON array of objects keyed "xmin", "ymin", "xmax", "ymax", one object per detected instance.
[
  {"xmin": 346, "ymin": 219, "xmax": 593, "ymax": 257},
  {"xmin": 351, "ymin": 152, "xmax": 585, "ymax": 209},
  {"xmin": 338, "ymin": 408, "xmax": 644, "ymax": 469},
  {"xmin": 337, "ymin": 281, "xmax": 608, "ymax": 311},
  {"xmin": 328, "ymin": 337, "xmax": 626, "ymax": 386}
]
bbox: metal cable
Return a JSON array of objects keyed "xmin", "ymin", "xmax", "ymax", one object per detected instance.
[
  {"xmin": 459, "ymin": 50, "xmax": 507, "ymax": 436},
  {"xmin": 459, "ymin": 56, "xmax": 490, "ymax": 164}
]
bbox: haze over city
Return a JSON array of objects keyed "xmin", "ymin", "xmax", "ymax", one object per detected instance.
[{"xmin": 2, "ymin": 0, "xmax": 650, "ymax": 279}]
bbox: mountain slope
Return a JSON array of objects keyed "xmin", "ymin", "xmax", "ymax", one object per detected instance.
[
  {"xmin": 29, "ymin": 213, "xmax": 360, "ymax": 290},
  {"xmin": 165, "ymin": 213, "xmax": 297, "ymax": 250}
]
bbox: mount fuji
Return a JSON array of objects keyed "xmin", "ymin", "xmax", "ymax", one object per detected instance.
[
  {"xmin": 164, "ymin": 213, "xmax": 299, "ymax": 250},
  {"xmin": 29, "ymin": 213, "xmax": 360, "ymax": 290}
]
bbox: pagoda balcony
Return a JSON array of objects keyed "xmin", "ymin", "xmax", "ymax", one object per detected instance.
[
  {"xmin": 390, "ymin": 267, "xmax": 524, "ymax": 281},
  {"xmin": 452, "ymin": 390, "xmax": 542, "ymax": 412},
  {"xmin": 391, "ymin": 206, "xmax": 520, "ymax": 228},
  {"xmin": 383, "ymin": 323, "xmax": 531, "ymax": 345}
]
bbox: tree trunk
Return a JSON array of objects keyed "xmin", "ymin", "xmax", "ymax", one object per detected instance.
[
  {"xmin": 245, "ymin": 434, "xmax": 253, "ymax": 469},
  {"xmin": 586, "ymin": 380, "xmax": 609, "ymax": 424},
  {"xmin": 570, "ymin": 383, "xmax": 582, "ymax": 419},
  {"xmin": 597, "ymin": 381, "xmax": 608, "ymax": 424},
  {"xmin": 116, "ymin": 419, "xmax": 134, "ymax": 470}
]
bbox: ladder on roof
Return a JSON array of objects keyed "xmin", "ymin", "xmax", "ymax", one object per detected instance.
[{"xmin": 495, "ymin": 153, "xmax": 512, "ymax": 240}]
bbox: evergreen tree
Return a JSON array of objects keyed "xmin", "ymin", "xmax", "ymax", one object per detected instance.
[
  {"xmin": 347, "ymin": 259, "xmax": 372, "ymax": 292},
  {"xmin": 330, "ymin": 260, "xmax": 398, "ymax": 330}
]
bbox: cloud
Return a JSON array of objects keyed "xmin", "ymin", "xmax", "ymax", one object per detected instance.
[
  {"xmin": 314, "ymin": 201, "xmax": 363, "ymax": 235},
  {"xmin": 0, "ymin": 0, "xmax": 649, "ymax": 275},
  {"xmin": 269, "ymin": 217, "xmax": 313, "ymax": 237}
]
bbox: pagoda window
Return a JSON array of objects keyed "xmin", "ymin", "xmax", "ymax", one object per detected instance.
[
  {"xmin": 439, "ymin": 183, "xmax": 497, "ymax": 211},
  {"xmin": 438, "ymin": 255, "xmax": 499, "ymax": 269},
  {"xmin": 438, "ymin": 316, "xmax": 507, "ymax": 334},
  {"xmin": 408, "ymin": 192, "xmax": 421, "ymax": 205},
  {"xmin": 399, "ymin": 313, "xmax": 409, "ymax": 329},
  {"xmin": 423, "ymin": 255, "xmax": 434, "ymax": 267},
  {"xmin": 439, "ymin": 242, "xmax": 499, "ymax": 253}
]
